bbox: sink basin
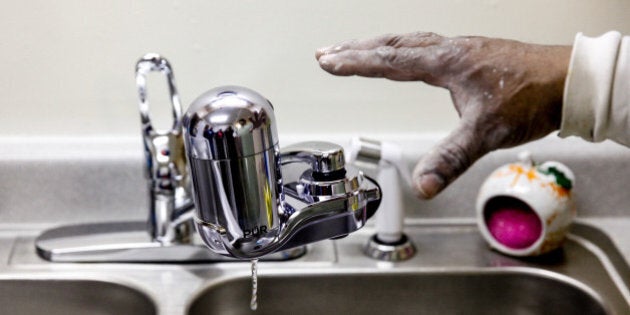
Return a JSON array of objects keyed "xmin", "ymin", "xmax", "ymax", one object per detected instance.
[
  {"xmin": 0, "ymin": 278, "xmax": 157, "ymax": 315},
  {"xmin": 187, "ymin": 222, "xmax": 630, "ymax": 315},
  {"xmin": 188, "ymin": 271, "xmax": 606, "ymax": 315}
]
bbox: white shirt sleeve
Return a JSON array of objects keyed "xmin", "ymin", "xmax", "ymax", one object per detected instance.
[{"xmin": 559, "ymin": 31, "xmax": 630, "ymax": 146}]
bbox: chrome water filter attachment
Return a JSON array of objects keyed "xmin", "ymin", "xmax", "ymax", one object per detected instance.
[{"xmin": 183, "ymin": 86, "xmax": 382, "ymax": 259}]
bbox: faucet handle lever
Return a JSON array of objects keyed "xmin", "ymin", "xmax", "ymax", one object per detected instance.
[
  {"xmin": 135, "ymin": 53, "xmax": 183, "ymax": 136},
  {"xmin": 135, "ymin": 53, "xmax": 187, "ymax": 184},
  {"xmin": 281, "ymin": 141, "xmax": 346, "ymax": 175},
  {"xmin": 135, "ymin": 53, "xmax": 192, "ymax": 244}
]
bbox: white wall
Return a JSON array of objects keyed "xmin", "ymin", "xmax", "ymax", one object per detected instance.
[{"xmin": 1, "ymin": 0, "xmax": 629, "ymax": 137}]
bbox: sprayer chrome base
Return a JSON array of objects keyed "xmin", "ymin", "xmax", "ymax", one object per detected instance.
[
  {"xmin": 35, "ymin": 221, "xmax": 306, "ymax": 263},
  {"xmin": 364, "ymin": 234, "xmax": 416, "ymax": 262}
]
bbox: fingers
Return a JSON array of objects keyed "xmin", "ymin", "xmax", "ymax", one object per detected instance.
[
  {"xmin": 316, "ymin": 32, "xmax": 454, "ymax": 84},
  {"xmin": 412, "ymin": 120, "xmax": 489, "ymax": 199},
  {"xmin": 318, "ymin": 45, "xmax": 449, "ymax": 82},
  {"xmin": 317, "ymin": 47, "xmax": 412, "ymax": 80},
  {"xmin": 316, "ymin": 32, "xmax": 443, "ymax": 59}
]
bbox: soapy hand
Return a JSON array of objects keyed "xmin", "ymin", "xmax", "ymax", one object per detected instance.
[{"xmin": 316, "ymin": 32, "xmax": 571, "ymax": 199}]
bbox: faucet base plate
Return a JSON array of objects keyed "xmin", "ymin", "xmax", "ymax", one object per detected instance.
[{"xmin": 35, "ymin": 221, "xmax": 306, "ymax": 263}]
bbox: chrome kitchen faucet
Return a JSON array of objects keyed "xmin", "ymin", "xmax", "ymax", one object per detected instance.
[{"xmin": 35, "ymin": 54, "xmax": 381, "ymax": 261}]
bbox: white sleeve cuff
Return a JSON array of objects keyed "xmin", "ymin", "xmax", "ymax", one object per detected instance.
[{"xmin": 559, "ymin": 31, "xmax": 626, "ymax": 144}]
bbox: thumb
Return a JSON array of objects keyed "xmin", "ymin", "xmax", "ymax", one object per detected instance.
[{"xmin": 412, "ymin": 120, "xmax": 489, "ymax": 199}]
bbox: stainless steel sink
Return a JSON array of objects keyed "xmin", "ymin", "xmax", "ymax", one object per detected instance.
[
  {"xmin": 187, "ymin": 271, "xmax": 606, "ymax": 315},
  {"xmin": 3, "ymin": 133, "xmax": 630, "ymax": 314},
  {"xmin": 0, "ymin": 277, "xmax": 157, "ymax": 315},
  {"xmin": 3, "ymin": 220, "xmax": 629, "ymax": 314},
  {"xmin": 186, "ymin": 222, "xmax": 630, "ymax": 315}
]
